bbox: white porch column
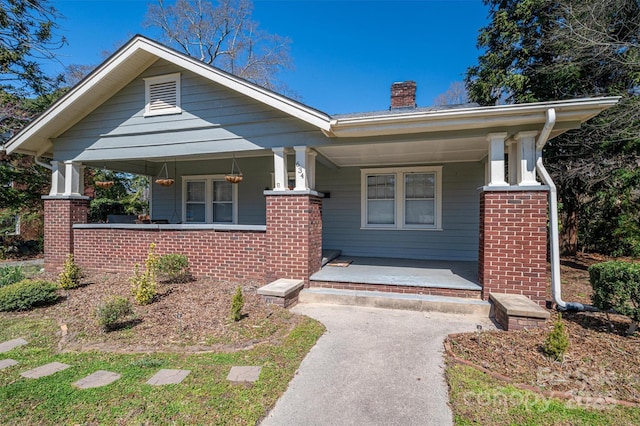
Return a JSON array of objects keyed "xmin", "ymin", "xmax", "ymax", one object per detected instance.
[
  {"xmin": 63, "ymin": 161, "xmax": 83, "ymax": 196},
  {"xmin": 49, "ymin": 161, "xmax": 65, "ymax": 196},
  {"xmin": 293, "ymin": 146, "xmax": 317, "ymax": 190},
  {"xmin": 486, "ymin": 132, "xmax": 508, "ymax": 186},
  {"xmin": 307, "ymin": 150, "xmax": 317, "ymax": 189},
  {"xmin": 514, "ymin": 131, "xmax": 540, "ymax": 186},
  {"xmin": 272, "ymin": 147, "xmax": 288, "ymax": 191},
  {"xmin": 507, "ymin": 140, "xmax": 518, "ymax": 185}
]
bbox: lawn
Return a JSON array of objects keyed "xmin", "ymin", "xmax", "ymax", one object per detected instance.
[
  {"xmin": 446, "ymin": 254, "xmax": 640, "ymax": 425},
  {"xmin": 0, "ymin": 268, "xmax": 325, "ymax": 425}
]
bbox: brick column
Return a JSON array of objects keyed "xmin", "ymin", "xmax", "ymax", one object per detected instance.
[
  {"xmin": 265, "ymin": 191, "xmax": 323, "ymax": 286},
  {"xmin": 43, "ymin": 196, "xmax": 89, "ymax": 272},
  {"xmin": 478, "ymin": 189, "xmax": 548, "ymax": 305}
]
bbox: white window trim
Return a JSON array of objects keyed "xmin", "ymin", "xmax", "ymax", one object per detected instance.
[
  {"xmin": 360, "ymin": 166, "xmax": 443, "ymax": 231},
  {"xmin": 182, "ymin": 175, "xmax": 238, "ymax": 224},
  {"xmin": 143, "ymin": 73, "xmax": 182, "ymax": 117}
]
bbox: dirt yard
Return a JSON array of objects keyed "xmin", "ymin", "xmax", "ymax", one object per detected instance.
[
  {"xmin": 448, "ymin": 254, "xmax": 640, "ymax": 403},
  {"xmin": 1, "ymin": 271, "xmax": 302, "ymax": 353}
]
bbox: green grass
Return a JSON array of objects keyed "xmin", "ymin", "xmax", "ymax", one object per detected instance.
[
  {"xmin": 0, "ymin": 316, "xmax": 324, "ymax": 425},
  {"xmin": 447, "ymin": 364, "xmax": 640, "ymax": 426}
]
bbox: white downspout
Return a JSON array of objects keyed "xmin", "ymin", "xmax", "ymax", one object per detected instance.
[
  {"xmin": 534, "ymin": 108, "xmax": 566, "ymax": 309},
  {"xmin": 34, "ymin": 156, "xmax": 53, "ymax": 170},
  {"xmin": 536, "ymin": 109, "xmax": 592, "ymax": 311}
]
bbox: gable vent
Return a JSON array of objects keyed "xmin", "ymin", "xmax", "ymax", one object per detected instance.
[{"xmin": 144, "ymin": 73, "xmax": 182, "ymax": 117}]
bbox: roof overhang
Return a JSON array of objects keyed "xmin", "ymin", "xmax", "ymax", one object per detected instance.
[
  {"xmin": 3, "ymin": 33, "xmax": 620, "ymax": 164},
  {"xmin": 5, "ymin": 35, "xmax": 332, "ymax": 156},
  {"xmin": 325, "ymin": 97, "xmax": 620, "ymax": 138}
]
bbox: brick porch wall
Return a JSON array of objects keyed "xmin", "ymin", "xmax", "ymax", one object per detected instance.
[
  {"xmin": 265, "ymin": 193, "xmax": 323, "ymax": 285},
  {"xmin": 43, "ymin": 197, "xmax": 89, "ymax": 273},
  {"xmin": 479, "ymin": 190, "xmax": 548, "ymax": 305},
  {"xmin": 44, "ymin": 192, "xmax": 322, "ymax": 283},
  {"xmin": 73, "ymin": 228, "xmax": 267, "ymax": 281}
]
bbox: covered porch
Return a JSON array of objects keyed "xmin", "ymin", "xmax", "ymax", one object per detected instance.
[{"xmin": 311, "ymin": 254, "xmax": 481, "ymax": 298}]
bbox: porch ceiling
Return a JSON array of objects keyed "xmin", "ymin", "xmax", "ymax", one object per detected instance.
[{"xmin": 316, "ymin": 136, "xmax": 487, "ymax": 167}]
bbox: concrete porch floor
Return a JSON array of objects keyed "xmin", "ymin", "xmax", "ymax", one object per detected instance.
[{"xmin": 310, "ymin": 256, "xmax": 481, "ymax": 290}]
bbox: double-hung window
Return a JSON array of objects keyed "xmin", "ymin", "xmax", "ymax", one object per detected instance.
[
  {"xmin": 183, "ymin": 175, "xmax": 237, "ymax": 224},
  {"xmin": 361, "ymin": 166, "xmax": 442, "ymax": 230}
]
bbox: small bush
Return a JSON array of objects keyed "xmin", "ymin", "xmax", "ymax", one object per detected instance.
[
  {"xmin": 543, "ymin": 313, "xmax": 569, "ymax": 361},
  {"xmin": 230, "ymin": 286, "xmax": 244, "ymax": 322},
  {"xmin": 96, "ymin": 296, "xmax": 135, "ymax": 331},
  {"xmin": 0, "ymin": 265, "xmax": 24, "ymax": 288},
  {"xmin": 0, "ymin": 279, "xmax": 58, "ymax": 312},
  {"xmin": 589, "ymin": 261, "xmax": 640, "ymax": 322},
  {"xmin": 58, "ymin": 254, "xmax": 82, "ymax": 289},
  {"xmin": 157, "ymin": 254, "xmax": 191, "ymax": 283},
  {"xmin": 130, "ymin": 243, "xmax": 158, "ymax": 305}
]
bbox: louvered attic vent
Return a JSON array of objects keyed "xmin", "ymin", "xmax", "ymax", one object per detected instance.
[{"xmin": 144, "ymin": 73, "xmax": 182, "ymax": 117}]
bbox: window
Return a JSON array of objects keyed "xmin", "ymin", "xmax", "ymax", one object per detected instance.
[
  {"xmin": 182, "ymin": 175, "xmax": 238, "ymax": 224},
  {"xmin": 144, "ymin": 73, "xmax": 182, "ymax": 116},
  {"xmin": 361, "ymin": 166, "xmax": 442, "ymax": 230}
]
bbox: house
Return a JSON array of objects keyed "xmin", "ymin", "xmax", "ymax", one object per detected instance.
[{"xmin": 4, "ymin": 36, "xmax": 618, "ymax": 307}]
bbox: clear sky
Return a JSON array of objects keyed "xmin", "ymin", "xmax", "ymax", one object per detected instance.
[{"xmin": 47, "ymin": 0, "xmax": 489, "ymax": 115}]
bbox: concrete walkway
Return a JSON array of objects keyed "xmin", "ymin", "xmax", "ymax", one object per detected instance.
[{"xmin": 261, "ymin": 303, "xmax": 494, "ymax": 426}]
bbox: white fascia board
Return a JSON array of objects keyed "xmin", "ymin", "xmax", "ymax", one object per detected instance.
[
  {"xmin": 329, "ymin": 97, "xmax": 621, "ymax": 138},
  {"xmin": 136, "ymin": 39, "xmax": 332, "ymax": 132}
]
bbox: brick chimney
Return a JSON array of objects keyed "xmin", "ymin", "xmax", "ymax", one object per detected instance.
[{"xmin": 390, "ymin": 81, "xmax": 417, "ymax": 109}]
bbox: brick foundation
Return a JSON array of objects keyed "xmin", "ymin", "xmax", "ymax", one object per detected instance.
[
  {"xmin": 265, "ymin": 192, "xmax": 323, "ymax": 285},
  {"xmin": 43, "ymin": 197, "xmax": 89, "ymax": 273},
  {"xmin": 310, "ymin": 281, "xmax": 482, "ymax": 299},
  {"xmin": 479, "ymin": 190, "xmax": 548, "ymax": 305}
]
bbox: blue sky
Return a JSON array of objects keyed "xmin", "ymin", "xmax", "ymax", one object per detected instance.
[{"xmin": 48, "ymin": 0, "xmax": 489, "ymax": 114}]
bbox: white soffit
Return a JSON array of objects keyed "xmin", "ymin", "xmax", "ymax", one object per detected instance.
[{"xmin": 316, "ymin": 137, "xmax": 488, "ymax": 167}]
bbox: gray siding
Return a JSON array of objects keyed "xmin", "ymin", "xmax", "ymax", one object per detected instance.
[
  {"xmin": 151, "ymin": 156, "xmax": 273, "ymax": 224},
  {"xmin": 317, "ymin": 162, "xmax": 483, "ymax": 261},
  {"xmin": 53, "ymin": 59, "xmax": 328, "ymax": 162}
]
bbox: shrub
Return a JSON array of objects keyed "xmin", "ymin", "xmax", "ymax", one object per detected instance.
[
  {"xmin": 0, "ymin": 279, "xmax": 58, "ymax": 312},
  {"xmin": 157, "ymin": 254, "xmax": 191, "ymax": 283},
  {"xmin": 130, "ymin": 243, "xmax": 158, "ymax": 305},
  {"xmin": 230, "ymin": 286, "xmax": 244, "ymax": 322},
  {"xmin": 58, "ymin": 254, "xmax": 82, "ymax": 289},
  {"xmin": 589, "ymin": 261, "xmax": 640, "ymax": 322},
  {"xmin": 96, "ymin": 296, "xmax": 134, "ymax": 331},
  {"xmin": 543, "ymin": 313, "xmax": 569, "ymax": 361},
  {"xmin": 0, "ymin": 265, "xmax": 24, "ymax": 288}
]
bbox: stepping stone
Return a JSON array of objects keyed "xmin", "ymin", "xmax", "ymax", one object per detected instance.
[
  {"xmin": 0, "ymin": 359, "xmax": 18, "ymax": 370},
  {"xmin": 227, "ymin": 366, "xmax": 261, "ymax": 384},
  {"xmin": 146, "ymin": 369, "xmax": 191, "ymax": 385},
  {"xmin": 0, "ymin": 338, "xmax": 27, "ymax": 353},
  {"xmin": 73, "ymin": 370, "xmax": 121, "ymax": 389},
  {"xmin": 20, "ymin": 362, "xmax": 70, "ymax": 379}
]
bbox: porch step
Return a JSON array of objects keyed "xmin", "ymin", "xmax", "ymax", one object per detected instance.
[{"xmin": 299, "ymin": 288, "xmax": 491, "ymax": 316}]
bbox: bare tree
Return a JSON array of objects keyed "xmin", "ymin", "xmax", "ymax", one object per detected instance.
[
  {"xmin": 433, "ymin": 81, "xmax": 470, "ymax": 106},
  {"xmin": 144, "ymin": 0, "xmax": 292, "ymax": 91}
]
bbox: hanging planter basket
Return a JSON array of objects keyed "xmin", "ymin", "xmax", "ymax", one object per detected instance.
[
  {"xmin": 95, "ymin": 181, "xmax": 114, "ymax": 189},
  {"xmin": 155, "ymin": 163, "xmax": 175, "ymax": 187},
  {"xmin": 225, "ymin": 157, "xmax": 243, "ymax": 184}
]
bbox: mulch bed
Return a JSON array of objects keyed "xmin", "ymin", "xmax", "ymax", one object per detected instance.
[
  {"xmin": 447, "ymin": 254, "xmax": 640, "ymax": 404},
  {"xmin": 1, "ymin": 272, "xmax": 302, "ymax": 353}
]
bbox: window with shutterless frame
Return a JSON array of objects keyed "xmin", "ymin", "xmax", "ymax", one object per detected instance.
[
  {"xmin": 360, "ymin": 166, "xmax": 442, "ymax": 230},
  {"xmin": 182, "ymin": 175, "xmax": 238, "ymax": 224}
]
